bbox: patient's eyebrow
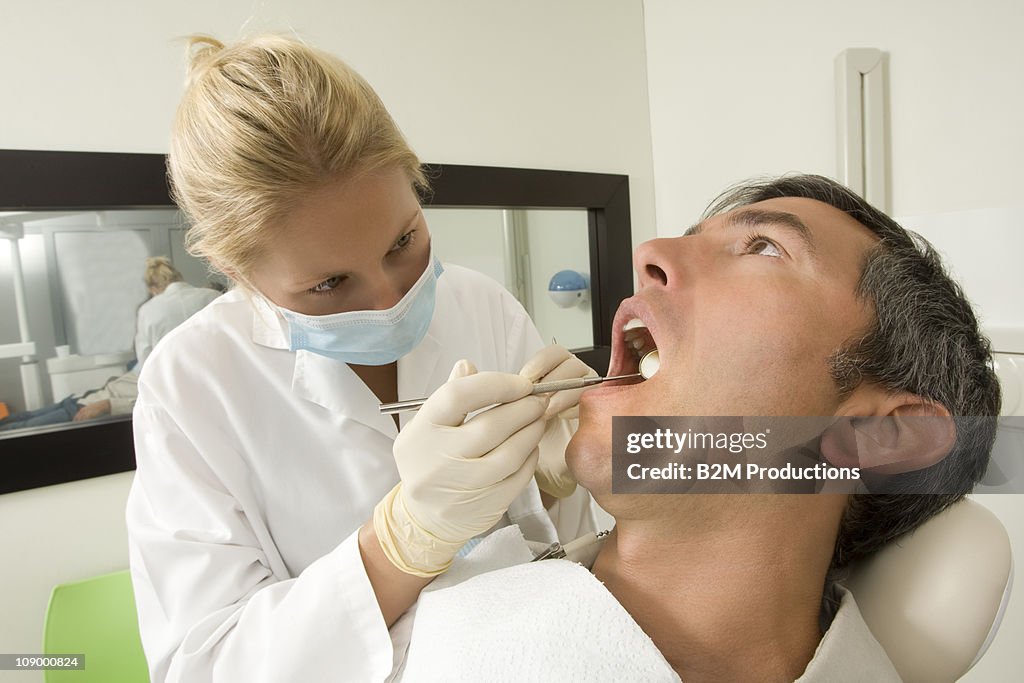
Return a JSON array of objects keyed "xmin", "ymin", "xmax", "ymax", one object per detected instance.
[{"xmin": 686, "ymin": 209, "xmax": 818, "ymax": 258}]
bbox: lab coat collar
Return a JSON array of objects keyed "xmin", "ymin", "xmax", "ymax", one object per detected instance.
[
  {"xmin": 395, "ymin": 330, "xmax": 446, "ymax": 431},
  {"xmin": 291, "ymin": 350, "xmax": 399, "ymax": 438},
  {"xmin": 288, "ymin": 330, "xmax": 445, "ymax": 439},
  {"xmin": 250, "ymin": 293, "xmax": 290, "ymax": 350}
]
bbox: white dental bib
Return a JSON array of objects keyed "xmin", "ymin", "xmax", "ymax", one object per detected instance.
[
  {"xmin": 387, "ymin": 526, "xmax": 900, "ymax": 682},
  {"xmin": 388, "ymin": 526, "xmax": 679, "ymax": 682}
]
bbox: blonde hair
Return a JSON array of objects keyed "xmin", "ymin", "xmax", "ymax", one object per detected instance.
[
  {"xmin": 144, "ymin": 256, "xmax": 184, "ymax": 291},
  {"xmin": 168, "ymin": 34, "xmax": 427, "ymax": 280}
]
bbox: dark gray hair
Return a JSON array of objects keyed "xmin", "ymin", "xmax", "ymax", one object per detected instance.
[{"xmin": 704, "ymin": 174, "xmax": 1001, "ymax": 569}]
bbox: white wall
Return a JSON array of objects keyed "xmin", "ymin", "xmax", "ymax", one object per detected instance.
[
  {"xmin": 643, "ymin": 1, "xmax": 1023, "ymax": 680},
  {"xmin": 0, "ymin": 1, "xmax": 654, "ymax": 679},
  {"xmin": 644, "ymin": 0, "xmax": 1024, "ymax": 231}
]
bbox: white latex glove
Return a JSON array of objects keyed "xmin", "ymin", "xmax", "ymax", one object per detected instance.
[
  {"xmin": 374, "ymin": 359, "xmax": 547, "ymax": 577},
  {"xmin": 519, "ymin": 344, "xmax": 598, "ymax": 498}
]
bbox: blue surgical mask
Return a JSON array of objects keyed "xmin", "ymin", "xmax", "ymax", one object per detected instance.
[{"xmin": 277, "ymin": 252, "xmax": 444, "ymax": 366}]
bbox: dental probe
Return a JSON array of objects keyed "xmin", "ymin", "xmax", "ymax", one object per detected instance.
[{"xmin": 378, "ymin": 373, "xmax": 643, "ymax": 415}]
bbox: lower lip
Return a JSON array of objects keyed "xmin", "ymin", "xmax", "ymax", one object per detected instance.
[{"xmin": 582, "ymin": 378, "xmax": 645, "ymax": 399}]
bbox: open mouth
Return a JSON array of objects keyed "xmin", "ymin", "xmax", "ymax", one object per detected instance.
[
  {"xmin": 607, "ymin": 298, "xmax": 662, "ymax": 382},
  {"xmin": 624, "ymin": 318, "xmax": 660, "ymax": 379}
]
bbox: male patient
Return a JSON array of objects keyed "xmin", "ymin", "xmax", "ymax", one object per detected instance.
[{"xmin": 386, "ymin": 174, "xmax": 1000, "ymax": 682}]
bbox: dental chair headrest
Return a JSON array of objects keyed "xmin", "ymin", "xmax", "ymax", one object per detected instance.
[{"xmin": 842, "ymin": 498, "xmax": 1013, "ymax": 683}]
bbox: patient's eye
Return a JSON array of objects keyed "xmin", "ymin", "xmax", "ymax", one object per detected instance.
[{"xmin": 743, "ymin": 233, "xmax": 783, "ymax": 258}]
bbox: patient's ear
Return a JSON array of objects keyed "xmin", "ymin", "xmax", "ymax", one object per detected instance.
[{"xmin": 821, "ymin": 387, "xmax": 956, "ymax": 475}]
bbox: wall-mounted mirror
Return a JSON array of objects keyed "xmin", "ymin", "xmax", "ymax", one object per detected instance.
[
  {"xmin": 427, "ymin": 207, "xmax": 594, "ymax": 350},
  {"xmin": 0, "ymin": 150, "xmax": 633, "ymax": 493}
]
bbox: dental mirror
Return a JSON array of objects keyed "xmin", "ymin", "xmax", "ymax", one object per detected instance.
[{"xmin": 639, "ymin": 349, "xmax": 660, "ymax": 379}]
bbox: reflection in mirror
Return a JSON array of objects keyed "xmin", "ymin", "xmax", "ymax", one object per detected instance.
[
  {"xmin": 0, "ymin": 209, "xmax": 223, "ymax": 436},
  {"xmin": 1, "ymin": 154, "xmax": 632, "ymax": 494},
  {"xmin": 2, "ymin": 206, "xmax": 597, "ymax": 437},
  {"xmin": 425, "ymin": 207, "xmax": 594, "ymax": 349}
]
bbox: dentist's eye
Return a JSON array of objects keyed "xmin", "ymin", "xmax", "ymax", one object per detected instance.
[
  {"xmin": 308, "ymin": 276, "xmax": 345, "ymax": 296},
  {"xmin": 389, "ymin": 230, "xmax": 417, "ymax": 254},
  {"xmin": 743, "ymin": 233, "xmax": 783, "ymax": 258}
]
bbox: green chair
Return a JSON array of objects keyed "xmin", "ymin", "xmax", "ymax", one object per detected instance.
[{"xmin": 42, "ymin": 569, "xmax": 150, "ymax": 682}]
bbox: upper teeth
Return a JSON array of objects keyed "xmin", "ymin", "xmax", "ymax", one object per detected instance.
[{"xmin": 623, "ymin": 317, "xmax": 657, "ymax": 357}]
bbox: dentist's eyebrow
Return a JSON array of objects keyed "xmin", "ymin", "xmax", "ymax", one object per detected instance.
[
  {"xmin": 292, "ymin": 209, "xmax": 421, "ymax": 287},
  {"xmin": 686, "ymin": 209, "xmax": 819, "ymax": 259}
]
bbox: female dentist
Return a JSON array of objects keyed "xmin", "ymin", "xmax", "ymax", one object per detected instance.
[{"xmin": 126, "ymin": 34, "xmax": 596, "ymax": 682}]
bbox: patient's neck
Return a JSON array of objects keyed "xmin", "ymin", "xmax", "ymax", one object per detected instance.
[{"xmin": 592, "ymin": 495, "xmax": 845, "ymax": 683}]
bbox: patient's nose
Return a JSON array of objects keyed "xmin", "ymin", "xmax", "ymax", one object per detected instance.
[{"xmin": 634, "ymin": 237, "xmax": 685, "ymax": 290}]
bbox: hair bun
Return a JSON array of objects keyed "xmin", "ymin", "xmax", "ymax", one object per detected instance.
[{"xmin": 183, "ymin": 34, "xmax": 226, "ymax": 87}]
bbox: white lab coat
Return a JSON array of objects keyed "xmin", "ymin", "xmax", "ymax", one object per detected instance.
[
  {"xmin": 134, "ymin": 281, "xmax": 220, "ymax": 371},
  {"xmin": 127, "ymin": 264, "xmax": 597, "ymax": 683}
]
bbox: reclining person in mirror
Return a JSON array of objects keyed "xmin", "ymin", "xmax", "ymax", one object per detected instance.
[
  {"xmin": 385, "ymin": 175, "xmax": 1001, "ymax": 682},
  {"xmin": 0, "ymin": 372, "xmax": 140, "ymax": 431},
  {"xmin": 0, "ymin": 258, "xmax": 218, "ymax": 431}
]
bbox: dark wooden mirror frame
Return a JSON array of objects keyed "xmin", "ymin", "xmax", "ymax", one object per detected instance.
[{"xmin": 0, "ymin": 149, "xmax": 633, "ymax": 494}]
